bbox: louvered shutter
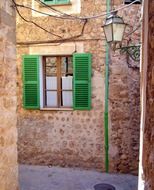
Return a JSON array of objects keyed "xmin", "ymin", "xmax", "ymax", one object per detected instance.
[
  {"xmin": 73, "ymin": 53, "xmax": 92, "ymax": 110},
  {"xmin": 22, "ymin": 55, "xmax": 40, "ymax": 109},
  {"xmin": 43, "ymin": 0, "xmax": 69, "ymax": 4},
  {"xmin": 56, "ymin": 0, "xmax": 69, "ymax": 4},
  {"xmin": 44, "ymin": 0, "xmax": 55, "ymax": 3}
]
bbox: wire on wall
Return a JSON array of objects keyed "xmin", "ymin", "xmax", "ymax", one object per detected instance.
[{"xmin": 12, "ymin": 0, "xmax": 141, "ymax": 45}]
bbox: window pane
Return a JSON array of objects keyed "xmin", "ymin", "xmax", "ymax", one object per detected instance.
[
  {"xmin": 43, "ymin": 56, "xmax": 73, "ymax": 108},
  {"xmin": 62, "ymin": 91, "xmax": 73, "ymax": 107},
  {"xmin": 61, "ymin": 57, "xmax": 73, "ymax": 107},
  {"xmin": 46, "ymin": 76, "xmax": 57, "ymax": 90},
  {"xmin": 61, "ymin": 57, "xmax": 73, "ymax": 76},
  {"xmin": 46, "ymin": 91, "xmax": 57, "ymax": 107},
  {"xmin": 62, "ymin": 76, "xmax": 72, "ymax": 90},
  {"xmin": 46, "ymin": 57, "xmax": 57, "ymax": 76}
]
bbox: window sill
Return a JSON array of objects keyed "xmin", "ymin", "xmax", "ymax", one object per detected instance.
[
  {"xmin": 39, "ymin": 2, "xmax": 72, "ymax": 7},
  {"xmin": 40, "ymin": 108, "xmax": 73, "ymax": 111}
]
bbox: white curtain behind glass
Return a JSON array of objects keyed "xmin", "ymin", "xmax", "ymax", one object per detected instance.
[
  {"xmin": 62, "ymin": 76, "xmax": 73, "ymax": 107},
  {"xmin": 46, "ymin": 76, "xmax": 57, "ymax": 107}
]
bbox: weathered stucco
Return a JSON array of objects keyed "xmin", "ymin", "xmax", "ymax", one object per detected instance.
[
  {"xmin": 16, "ymin": 0, "xmax": 141, "ymax": 173},
  {"xmin": 0, "ymin": 0, "xmax": 18, "ymax": 189}
]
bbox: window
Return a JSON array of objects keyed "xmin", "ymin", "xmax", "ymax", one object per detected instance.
[
  {"xmin": 43, "ymin": 0, "xmax": 70, "ymax": 5},
  {"xmin": 124, "ymin": 0, "xmax": 141, "ymax": 4},
  {"xmin": 43, "ymin": 56, "xmax": 73, "ymax": 108},
  {"xmin": 22, "ymin": 53, "xmax": 92, "ymax": 110}
]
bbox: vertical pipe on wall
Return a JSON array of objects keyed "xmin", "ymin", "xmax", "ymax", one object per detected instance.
[{"xmin": 104, "ymin": 0, "xmax": 110, "ymax": 173}]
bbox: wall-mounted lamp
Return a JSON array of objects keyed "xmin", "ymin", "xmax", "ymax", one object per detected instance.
[
  {"xmin": 102, "ymin": 11, "xmax": 141, "ymax": 63},
  {"xmin": 102, "ymin": 11, "xmax": 127, "ymax": 45}
]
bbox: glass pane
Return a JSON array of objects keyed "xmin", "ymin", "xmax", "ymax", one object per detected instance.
[
  {"xmin": 46, "ymin": 91, "xmax": 57, "ymax": 107},
  {"xmin": 62, "ymin": 91, "xmax": 73, "ymax": 107},
  {"xmin": 46, "ymin": 76, "xmax": 57, "ymax": 90},
  {"xmin": 62, "ymin": 76, "xmax": 73, "ymax": 90},
  {"xmin": 45, "ymin": 57, "xmax": 57, "ymax": 76},
  {"xmin": 104, "ymin": 24, "xmax": 113, "ymax": 42},
  {"xmin": 61, "ymin": 57, "xmax": 73, "ymax": 76},
  {"xmin": 113, "ymin": 24, "xmax": 125, "ymax": 42}
]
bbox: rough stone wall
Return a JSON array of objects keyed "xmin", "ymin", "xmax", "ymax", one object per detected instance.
[
  {"xmin": 108, "ymin": 2, "xmax": 141, "ymax": 174},
  {"xmin": 16, "ymin": 0, "xmax": 141, "ymax": 173},
  {"xmin": 17, "ymin": 0, "xmax": 106, "ymax": 170},
  {"xmin": 109, "ymin": 54, "xmax": 140, "ymax": 174},
  {"xmin": 0, "ymin": 0, "xmax": 18, "ymax": 190},
  {"xmin": 142, "ymin": 0, "xmax": 154, "ymax": 189}
]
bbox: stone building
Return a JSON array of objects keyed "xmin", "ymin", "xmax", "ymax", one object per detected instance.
[
  {"xmin": 16, "ymin": 0, "xmax": 141, "ymax": 174},
  {"xmin": 0, "ymin": 0, "xmax": 18, "ymax": 190},
  {"xmin": 1, "ymin": 0, "xmax": 154, "ymax": 189}
]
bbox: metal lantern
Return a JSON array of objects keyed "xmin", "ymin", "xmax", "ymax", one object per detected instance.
[{"xmin": 102, "ymin": 11, "xmax": 126, "ymax": 44}]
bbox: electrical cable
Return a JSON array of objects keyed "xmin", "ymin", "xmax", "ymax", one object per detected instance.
[
  {"xmin": 35, "ymin": 0, "xmax": 141, "ymax": 19},
  {"xmin": 13, "ymin": 0, "xmax": 141, "ymax": 45},
  {"xmin": 12, "ymin": 0, "xmax": 88, "ymax": 42},
  {"xmin": 15, "ymin": 0, "xmax": 141, "ymax": 21},
  {"xmin": 14, "ymin": 2, "xmax": 79, "ymax": 20},
  {"xmin": 125, "ymin": 23, "xmax": 141, "ymax": 37},
  {"xmin": 15, "ymin": 9, "xmax": 87, "ymax": 44},
  {"xmin": 34, "ymin": 0, "xmax": 82, "ymax": 20},
  {"xmin": 12, "ymin": 0, "xmax": 63, "ymax": 38}
]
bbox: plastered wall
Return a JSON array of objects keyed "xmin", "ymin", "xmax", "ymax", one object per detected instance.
[{"xmin": 0, "ymin": 0, "xmax": 18, "ymax": 189}]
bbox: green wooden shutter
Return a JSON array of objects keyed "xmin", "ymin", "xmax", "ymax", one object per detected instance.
[
  {"xmin": 73, "ymin": 53, "xmax": 92, "ymax": 110},
  {"xmin": 43, "ymin": 0, "xmax": 70, "ymax": 4},
  {"xmin": 43, "ymin": 0, "xmax": 55, "ymax": 4},
  {"xmin": 22, "ymin": 55, "xmax": 40, "ymax": 109},
  {"xmin": 56, "ymin": 0, "xmax": 70, "ymax": 4}
]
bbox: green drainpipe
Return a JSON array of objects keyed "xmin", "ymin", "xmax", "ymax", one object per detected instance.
[{"xmin": 104, "ymin": 0, "xmax": 110, "ymax": 173}]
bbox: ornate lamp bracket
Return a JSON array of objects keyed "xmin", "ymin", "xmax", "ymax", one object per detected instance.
[{"xmin": 120, "ymin": 44, "xmax": 141, "ymax": 62}]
